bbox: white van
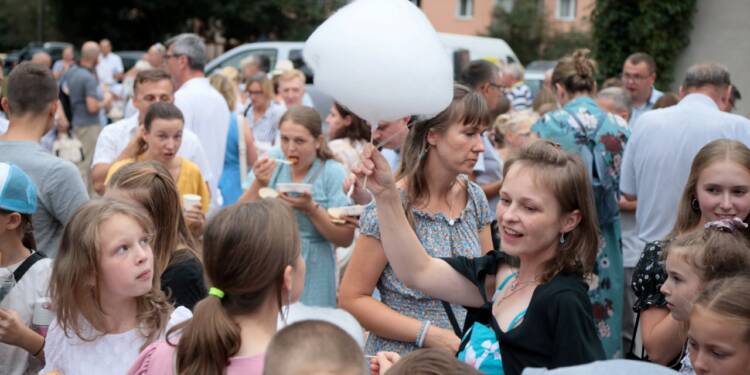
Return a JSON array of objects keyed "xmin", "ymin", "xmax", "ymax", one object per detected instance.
[{"xmin": 437, "ymin": 32, "xmax": 519, "ymax": 65}]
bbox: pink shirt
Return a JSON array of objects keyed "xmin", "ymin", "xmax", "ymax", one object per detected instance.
[{"xmin": 127, "ymin": 340, "xmax": 264, "ymax": 375}]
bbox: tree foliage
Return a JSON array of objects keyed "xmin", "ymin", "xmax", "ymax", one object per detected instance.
[
  {"xmin": 591, "ymin": 0, "xmax": 697, "ymax": 88},
  {"xmin": 1, "ymin": 0, "xmax": 344, "ymax": 51},
  {"xmin": 487, "ymin": 0, "xmax": 545, "ymax": 64},
  {"xmin": 487, "ymin": 0, "xmax": 592, "ymax": 65}
]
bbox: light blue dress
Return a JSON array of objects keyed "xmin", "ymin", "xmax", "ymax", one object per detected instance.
[
  {"xmin": 219, "ymin": 113, "xmax": 243, "ymax": 206},
  {"xmin": 246, "ymin": 148, "xmax": 350, "ymax": 307},
  {"xmin": 532, "ymin": 96, "xmax": 631, "ymax": 359},
  {"xmin": 359, "ymin": 177, "xmax": 492, "ymax": 354}
]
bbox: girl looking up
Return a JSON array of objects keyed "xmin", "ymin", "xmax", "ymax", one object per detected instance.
[
  {"xmin": 106, "ymin": 161, "xmax": 206, "ymax": 310},
  {"xmin": 41, "ymin": 199, "xmax": 190, "ymax": 374}
]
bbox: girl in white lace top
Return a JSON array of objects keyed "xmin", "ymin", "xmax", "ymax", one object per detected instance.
[{"xmin": 40, "ymin": 199, "xmax": 190, "ymax": 375}]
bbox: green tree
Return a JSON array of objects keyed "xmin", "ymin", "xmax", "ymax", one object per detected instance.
[
  {"xmin": 591, "ymin": 0, "xmax": 697, "ymax": 88},
  {"xmin": 0, "ymin": 0, "xmax": 62, "ymax": 50},
  {"xmin": 36, "ymin": 0, "xmax": 344, "ymax": 51},
  {"xmin": 487, "ymin": 0, "xmax": 545, "ymax": 64}
]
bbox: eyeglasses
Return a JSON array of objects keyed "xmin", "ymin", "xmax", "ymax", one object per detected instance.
[
  {"xmin": 248, "ymin": 90, "xmax": 264, "ymax": 96},
  {"xmin": 621, "ymin": 73, "xmax": 650, "ymax": 83},
  {"xmin": 164, "ymin": 53, "xmax": 181, "ymax": 60},
  {"xmin": 489, "ymin": 82, "xmax": 505, "ymax": 90}
]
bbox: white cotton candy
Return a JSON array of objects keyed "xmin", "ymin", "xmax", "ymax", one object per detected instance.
[{"xmin": 304, "ymin": 0, "xmax": 453, "ymax": 127}]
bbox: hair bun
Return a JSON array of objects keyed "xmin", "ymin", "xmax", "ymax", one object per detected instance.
[{"xmin": 705, "ymin": 217, "xmax": 748, "ymax": 233}]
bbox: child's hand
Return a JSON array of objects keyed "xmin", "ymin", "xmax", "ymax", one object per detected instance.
[
  {"xmin": 369, "ymin": 351, "xmax": 400, "ymax": 375},
  {"xmin": 0, "ymin": 308, "xmax": 28, "ymax": 347}
]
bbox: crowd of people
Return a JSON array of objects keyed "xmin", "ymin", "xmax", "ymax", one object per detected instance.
[{"xmin": 1, "ymin": 30, "xmax": 750, "ymax": 375}]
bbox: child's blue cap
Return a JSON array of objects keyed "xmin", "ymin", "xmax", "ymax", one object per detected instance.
[{"xmin": 0, "ymin": 162, "xmax": 38, "ymax": 214}]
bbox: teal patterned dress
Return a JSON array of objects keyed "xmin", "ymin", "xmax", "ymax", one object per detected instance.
[{"xmin": 532, "ymin": 96, "xmax": 630, "ymax": 359}]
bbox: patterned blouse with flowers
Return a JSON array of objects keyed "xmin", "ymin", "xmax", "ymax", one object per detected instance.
[{"xmin": 533, "ymin": 96, "xmax": 631, "ymax": 359}]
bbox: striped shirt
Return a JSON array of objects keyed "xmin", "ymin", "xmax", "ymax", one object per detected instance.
[{"xmin": 506, "ymin": 81, "xmax": 533, "ymax": 110}]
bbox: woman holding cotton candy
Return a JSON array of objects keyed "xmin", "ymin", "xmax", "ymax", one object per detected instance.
[
  {"xmin": 632, "ymin": 139, "xmax": 750, "ymax": 366},
  {"xmin": 239, "ymin": 106, "xmax": 354, "ymax": 308},
  {"xmin": 339, "ymin": 85, "xmax": 494, "ymax": 355}
]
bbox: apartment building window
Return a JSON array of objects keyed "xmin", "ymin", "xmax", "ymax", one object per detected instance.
[
  {"xmin": 496, "ymin": 0, "xmax": 514, "ymax": 13},
  {"xmin": 556, "ymin": 0, "xmax": 576, "ymax": 21},
  {"xmin": 457, "ymin": 0, "xmax": 474, "ymax": 19}
]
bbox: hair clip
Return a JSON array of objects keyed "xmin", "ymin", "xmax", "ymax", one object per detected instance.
[
  {"xmin": 704, "ymin": 217, "xmax": 748, "ymax": 233},
  {"xmin": 542, "ymin": 140, "xmax": 562, "ymax": 149}
]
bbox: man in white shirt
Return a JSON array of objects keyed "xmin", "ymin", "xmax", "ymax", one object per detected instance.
[
  {"xmin": 96, "ymin": 39, "xmax": 124, "ymax": 86},
  {"xmin": 166, "ymin": 33, "xmax": 229, "ymax": 205},
  {"xmin": 91, "ymin": 69, "xmax": 212, "ymax": 198},
  {"xmin": 621, "ymin": 63, "xmax": 750, "ymax": 244}
]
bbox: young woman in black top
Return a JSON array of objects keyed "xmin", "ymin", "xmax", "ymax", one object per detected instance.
[
  {"xmin": 354, "ymin": 140, "xmax": 604, "ymax": 374},
  {"xmin": 105, "ymin": 160, "xmax": 207, "ymax": 310}
]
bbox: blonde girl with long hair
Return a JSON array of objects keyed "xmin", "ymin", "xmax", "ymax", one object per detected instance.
[
  {"xmin": 106, "ymin": 161, "xmax": 206, "ymax": 310},
  {"xmin": 41, "ymin": 199, "xmax": 191, "ymax": 374}
]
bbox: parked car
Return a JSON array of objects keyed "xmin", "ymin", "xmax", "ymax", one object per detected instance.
[
  {"xmin": 3, "ymin": 41, "xmax": 73, "ymax": 74},
  {"xmin": 523, "ymin": 60, "xmax": 557, "ymax": 98},
  {"xmin": 205, "ymin": 41, "xmax": 309, "ymax": 81},
  {"xmin": 114, "ymin": 50, "xmax": 146, "ymax": 73}
]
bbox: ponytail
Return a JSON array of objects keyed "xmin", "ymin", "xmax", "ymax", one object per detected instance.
[
  {"xmin": 167, "ymin": 200, "xmax": 300, "ymax": 374},
  {"xmin": 170, "ymin": 297, "xmax": 241, "ymax": 375},
  {"xmin": 21, "ymin": 214, "xmax": 37, "ymax": 251}
]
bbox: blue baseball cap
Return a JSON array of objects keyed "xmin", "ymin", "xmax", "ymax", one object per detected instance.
[{"xmin": 0, "ymin": 162, "xmax": 38, "ymax": 214}]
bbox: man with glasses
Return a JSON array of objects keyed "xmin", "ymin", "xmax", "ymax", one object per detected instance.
[{"xmin": 622, "ymin": 53, "xmax": 662, "ymax": 126}]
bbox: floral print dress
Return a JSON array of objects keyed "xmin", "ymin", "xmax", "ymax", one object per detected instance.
[{"xmin": 533, "ymin": 96, "xmax": 631, "ymax": 359}]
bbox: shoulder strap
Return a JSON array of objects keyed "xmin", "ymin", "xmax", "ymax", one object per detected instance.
[
  {"xmin": 13, "ymin": 252, "xmax": 45, "ymax": 283},
  {"xmin": 441, "ymin": 301, "xmax": 463, "ymax": 337},
  {"xmin": 307, "ymin": 159, "xmax": 326, "ymax": 185},
  {"xmin": 562, "ymin": 107, "xmax": 607, "ymax": 140}
]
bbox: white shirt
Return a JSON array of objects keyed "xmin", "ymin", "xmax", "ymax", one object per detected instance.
[
  {"xmin": 91, "ymin": 114, "xmax": 215, "ymax": 203},
  {"xmin": 0, "ymin": 117, "xmax": 8, "ymax": 135},
  {"xmin": 0, "ymin": 256, "xmax": 52, "ymax": 375},
  {"xmin": 620, "ymin": 93, "xmax": 750, "ymax": 242},
  {"xmin": 278, "ymin": 302, "xmax": 365, "ymax": 349},
  {"xmin": 174, "ymin": 77, "xmax": 230, "ymax": 204},
  {"xmin": 96, "ymin": 53, "xmax": 124, "ymax": 86},
  {"xmin": 41, "ymin": 306, "xmax": 191, "ymax": 375}
]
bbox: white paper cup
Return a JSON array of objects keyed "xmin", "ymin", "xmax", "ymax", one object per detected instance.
[{"xmin": 182, "ymin": 194, "xmax": 201, "ymax": 210}]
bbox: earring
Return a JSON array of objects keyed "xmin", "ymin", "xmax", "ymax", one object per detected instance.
[
  {"xmin": 419, "ymin": 144, "xmax": 430, "ymax": 160},
  {"xmin": 559, "ymin": 232, "xmax": 567, "ymax": 244}
]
